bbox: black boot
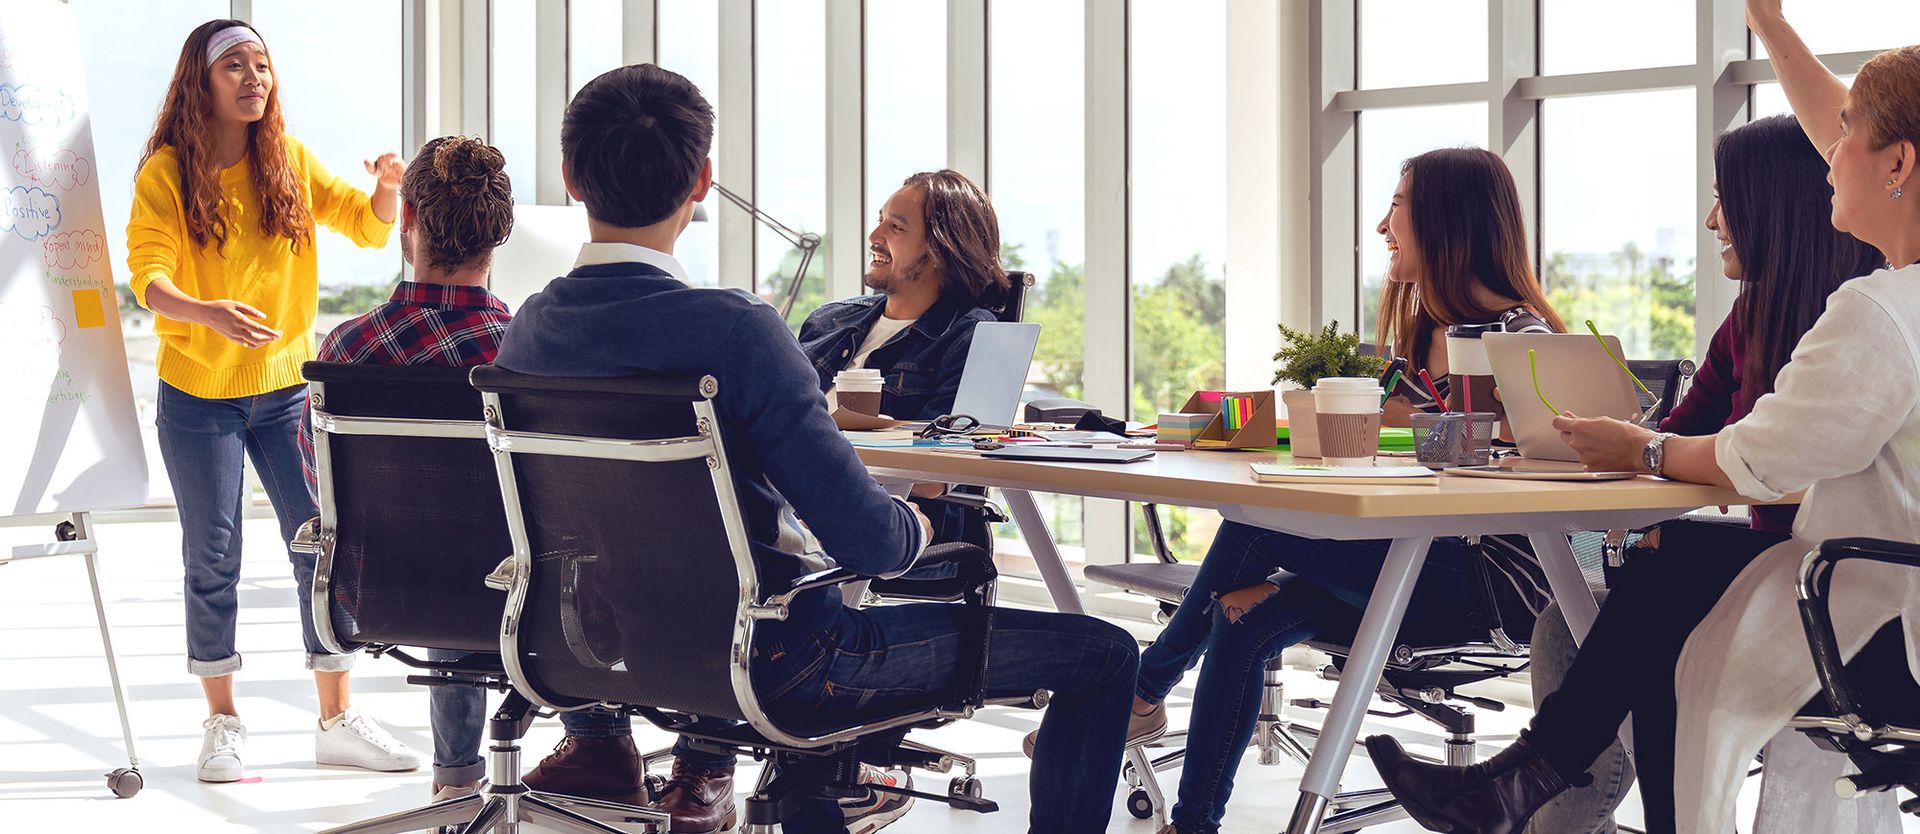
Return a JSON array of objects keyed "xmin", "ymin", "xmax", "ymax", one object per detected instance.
[{"xmin": 1364, "ymin": 735, "xmax": 1572, "ymax": 834}]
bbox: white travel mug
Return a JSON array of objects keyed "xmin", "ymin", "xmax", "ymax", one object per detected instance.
[{"xmin": 1313, "ymin": 377, "xmax": 1385, "ymax": 467}]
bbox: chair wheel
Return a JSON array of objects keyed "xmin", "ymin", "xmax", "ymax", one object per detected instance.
[
  {"xmin": 106, "ymin": 768, "xmax": 142, "ymax": 798},
  {"xmin": 948, "ymin": 776, "xmax": 982, "ymax": 799},
  {"xmin": 1127, "ymin": 788, "xmax": 1155, "ymax": 819},
  {"xmin": 643, "ymin": 773, "xmax": 668, "ymax": 802}
]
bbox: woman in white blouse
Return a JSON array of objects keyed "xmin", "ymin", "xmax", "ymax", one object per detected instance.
[{"xmin": 1551, "ymin": 4, "xmax": 1920, "ymax": 832}]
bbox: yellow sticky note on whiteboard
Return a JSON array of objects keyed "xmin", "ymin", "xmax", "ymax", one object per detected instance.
[{"xmin": 72, "ymin": 288, "xmax": 105, "ymax": 329}]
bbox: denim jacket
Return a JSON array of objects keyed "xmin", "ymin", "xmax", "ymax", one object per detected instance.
[{"xmin": 797, "ymin": 294, "xmax": 997, "ymax": 421}]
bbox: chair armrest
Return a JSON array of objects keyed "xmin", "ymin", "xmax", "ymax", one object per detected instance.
[
  {"xmin": 1796, "ymin": 538, "xmax": 1920, "ymax": 738},
  {"xmin": 755, "ymin": 567, "xmax": 865, "ymax": 618},
  {"xmin": 920, "ymin": 490, "xmax": 1009, "ymax": 525},
  {"xmin": 290, "ymin": 516, "xmax": 323, "ymax": 555}
]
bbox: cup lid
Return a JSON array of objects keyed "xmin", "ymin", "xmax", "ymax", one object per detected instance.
[{"xmin": 1313, "ymin": 377, "xmax": 1382, "ymax": 392}]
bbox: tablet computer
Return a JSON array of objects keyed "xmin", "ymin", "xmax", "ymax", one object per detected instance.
[{"xmin": 1443, "ymin": 458, "xmax": 1639, "ymax": 481}]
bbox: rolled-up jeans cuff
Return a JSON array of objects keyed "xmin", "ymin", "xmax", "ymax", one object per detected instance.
[
  {"xmin": 434, "ymin": 760, "xmax": 487, "ymax": 788},
  {"xmin": 188, "ymin": 653, "xmax": 243, "ymax": 677},
  {"xmin": 307, "ymin": 651, "xmax": 357, "ymax": 672}
]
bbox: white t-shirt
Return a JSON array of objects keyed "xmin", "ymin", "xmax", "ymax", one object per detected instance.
[{"xmin": 826, "ymin": 315, "xmax": 917, "ymax": 399}]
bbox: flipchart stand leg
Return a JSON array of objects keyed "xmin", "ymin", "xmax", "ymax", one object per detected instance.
[{"xmin": 6, "ymin": 512, "xmax": 143, "ymax": 797}]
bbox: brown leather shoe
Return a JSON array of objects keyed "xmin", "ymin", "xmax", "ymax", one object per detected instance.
[
  {"xmin": 1365, "ymin": 735, "xmax": 1569, "ymax": 834},
  {"xmin": 651, "ymin": 759, "xmax": 737, "ymax": 834},
  {"xmin": 520, "ymin": 736, "xmax": 644, "ymax": 801}
]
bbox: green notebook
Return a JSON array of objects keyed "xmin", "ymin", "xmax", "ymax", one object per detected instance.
[{"xmin": 1270, "ymin": 425, "xmax": 1415, "ymax": 451}]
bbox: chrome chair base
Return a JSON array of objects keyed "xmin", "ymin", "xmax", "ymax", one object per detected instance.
[{"xmin": 320, "ymin": 787, "xmax": 667, "ymax": 834}]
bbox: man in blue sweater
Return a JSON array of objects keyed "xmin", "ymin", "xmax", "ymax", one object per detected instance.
[{"xmin": 494, "ymin": 63, "xmax": 1138, "ymax": 834}]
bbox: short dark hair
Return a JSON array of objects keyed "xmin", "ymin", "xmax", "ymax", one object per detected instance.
[
  {"xmin": 561, "ymin": 64, "xmax": 713, "ymax": 228},
  {"xmin": 901, "ymin": 170, "xmax": 1009, "ymax": 308}
]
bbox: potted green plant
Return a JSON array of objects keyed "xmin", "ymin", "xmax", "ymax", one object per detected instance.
[{"xmin": 1273, "ymin": 321, "xmax": 1385, "ymax": 458}]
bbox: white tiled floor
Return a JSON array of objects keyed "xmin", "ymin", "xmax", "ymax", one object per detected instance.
[{"xmin": 1, "ymin": 516, "xmax": 1911, "ymax": 833}]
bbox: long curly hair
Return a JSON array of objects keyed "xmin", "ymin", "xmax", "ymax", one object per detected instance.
[{"xmin": 141, "ymin": 19, "xmax": 313, "ymax": 253}]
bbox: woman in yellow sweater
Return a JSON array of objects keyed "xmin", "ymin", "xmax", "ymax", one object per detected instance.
[{"xmin": 126, "ymin": 19, "xmax": 421, "ymax": 782}]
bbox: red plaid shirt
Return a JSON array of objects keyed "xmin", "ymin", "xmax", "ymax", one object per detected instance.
[{"xmin": 300, "ymin": 281, "xmax": 512, "ymax": 491}]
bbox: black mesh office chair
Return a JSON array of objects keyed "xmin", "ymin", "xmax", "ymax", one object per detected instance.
[
  {"xmin": 1788, "ymin": 539, "xmax": 1920, "ymax": 815},
  {"xmin": 296, "ymin": 362, "xmax": 664, "ymax": 834},
  {"xmin": 469, "ymin": 366, "xmax": 1040, "ymax": 833}
]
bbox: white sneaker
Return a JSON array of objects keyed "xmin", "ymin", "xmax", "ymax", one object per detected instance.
[
  {"xmin": 315, "ymin": 708, "xmax": 423, "ymax": 772},
  {"xmin": 197, "ymin": 714, "xmax": 246, "ymax": 783}
]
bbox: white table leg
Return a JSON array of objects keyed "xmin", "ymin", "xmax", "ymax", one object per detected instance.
[
  {"xmin": 1527, "ymin": 532, "xmax": 1603, "ymax": 644},
  {"xmin": 1284, "ymin": 536, "xmax": 1433, "ymax": 834},
  {"xmin": 1000, "ymin": 488, "xmax": 1085, "ymax": 614}
]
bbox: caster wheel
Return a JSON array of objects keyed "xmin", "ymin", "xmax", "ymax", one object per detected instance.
[
  {"xmin": 1127, "ymin": 788, "xmax": 1155, "ymax": 820},
  {"xmin": 948, "ymin": 776, "xmax": 982, "ymax": 800},
  {"xmin": 643, "ymin": 773, "xmax": 668, "ymax": 803},
  {"xmin": 106, "ymin": 768, "xmax": 142, "ymax": 798}
]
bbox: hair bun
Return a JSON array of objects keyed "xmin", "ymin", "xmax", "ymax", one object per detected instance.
[{"xmin": 431, "ymin": 137, "xmax": 506, "ymax": 199}]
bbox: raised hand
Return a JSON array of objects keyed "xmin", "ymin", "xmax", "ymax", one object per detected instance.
[
  {"xmin": 196, "ymin": 299, "xmax": 280, "ymax": 348},
  {"xmin": 364, "ymin": 152, "xmax": 404, "ymax": 191}
]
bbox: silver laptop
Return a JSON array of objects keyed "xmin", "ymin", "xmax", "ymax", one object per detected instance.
[
  {"xmin": 943, "ymin": 321, "xmax": 1042, "ymax": 431},
  {"xmin": 1485, "ymin": 332, "xmax": 1645, "ymax": 462}
]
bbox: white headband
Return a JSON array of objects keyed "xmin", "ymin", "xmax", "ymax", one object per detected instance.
[{"xmin": 205, "ymin": 26, "xmax": 264, "ymax": 66}]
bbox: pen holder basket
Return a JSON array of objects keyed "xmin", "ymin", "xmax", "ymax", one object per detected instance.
[{"xmin": 1410, "ymin": 411, "xmax": 1496, "ymax": 468}]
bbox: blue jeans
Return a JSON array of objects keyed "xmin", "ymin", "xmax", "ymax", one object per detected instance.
[
  {"xmin": 754, "ymin": 604, "xmax": 1137, "ymax": 833},
  {"xmin": 156, "ymin": 381, "xmax": 349, "ymax": 676},
  {"xmin": 1523, "ymin": 596, "xmax": 1633, "ymax": 834},
  {"xmin": 428, "ymin": 649, "xmax": 488, "ymax": 787},
  {"xmin": 1135, "ymin": 523, "xmax": 1486, "ymax": 834}
]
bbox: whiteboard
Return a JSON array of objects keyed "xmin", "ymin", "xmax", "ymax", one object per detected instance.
[{"xmin": 0, "ymin": 0, "xmax": 147, "ymax": 517}]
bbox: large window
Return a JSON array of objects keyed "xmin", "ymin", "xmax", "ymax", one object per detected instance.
[
  {"xmin": 1755, "ymin": 0, "xmax": 1920, "ymax": 57},
  {"xmin": 491, "ymin": 0, "xmax": 538, "ymax": 206},
  {"xmin": 1357, "ymin": 103, "xmax": 1488, "ymax": 344},
  {"xmin": 656, "ymin": 0, "xmax": 719, "ymax": 287},
  {"xmin": 569, "ymin": 0, "xmax": 625, "ymax": 98},
  {"xmin": 1542, "ymin": 91, "xmax": 1696, "ymax": 359},
  {"xmin": 1359, "ymin": 0, "xmax": 1486, "ymax": 88},
  {"xmin": 755, "ymin": 0, "xmax": 827, "ymax": 328},
  {"xmin": 990, "ymin": 0, "xmax": 1086, "ymax": 555},
  {"xmin": 1330, "ymin": 1, "xmax": 1912, "ymax": 375},
  {"xmin": 1129, "ymin": 1, "xmax": 1228, "ymax": 561},
  {"xmin": 254, "ymin": 0, "xmax": 403, "ymax": 292},
  {"xmin": 1542, "ymin": 0, "xmax": 1693, "ymax": 75},
  {"xmin": 865, "ymin": 0, "xmax": 948, "ymax": 227}
]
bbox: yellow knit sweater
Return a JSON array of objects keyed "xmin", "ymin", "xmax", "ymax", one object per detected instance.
[{"xmin": 127, "ymin": 136, "xmax": 393, "ymax": 399}]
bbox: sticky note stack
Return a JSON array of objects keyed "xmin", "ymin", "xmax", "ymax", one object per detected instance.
[
  {"xmin": 1158, "ymin": 412, "xmax": 1211, "ymax": 447},
  {"xmin": 1222, "ymin": 394, "xmax": 1255, "ymax": 432}
]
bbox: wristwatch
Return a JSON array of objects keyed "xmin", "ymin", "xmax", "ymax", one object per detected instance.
[{"xmin": 1641, "ymin": 432, "xmax": 1676, "ymax": 476}]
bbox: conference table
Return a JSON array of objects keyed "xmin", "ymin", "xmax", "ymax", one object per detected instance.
[{"xmin": 855, "ymin": 444, "xmax": 1778, "ymax": 834}]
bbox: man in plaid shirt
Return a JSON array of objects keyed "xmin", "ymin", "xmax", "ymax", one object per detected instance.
[{"xmin": 297, "ymin": 280, "xmax": 512, "ymax": 492}]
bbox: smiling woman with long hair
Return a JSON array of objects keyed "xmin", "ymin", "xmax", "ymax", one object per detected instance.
[{"xmin": 125, "ymin": 18, "xmax": 419, "ymax": 783}]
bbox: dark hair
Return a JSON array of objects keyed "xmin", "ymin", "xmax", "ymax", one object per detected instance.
[
  {"xmin": 1376, "ymin": 147, "xmax": 1567, "ymax": 362},
  {"xmin": 1716, "ymin": 115, "xmax": 1885, "ymax": 411},
  {"xmin": 900, "ymin": 170, "xmax": 1009, "ymax": 308},
  {"xmin": 402, "ymin": 136, "xmax": 514, "ymax": 271},
  {"xmin": 560, "ymin": 64, "xmax": 713, "ymax": 228},
  {"xmin": 144, "ymin": 19, "xmax": 311, "ymax": 253}
]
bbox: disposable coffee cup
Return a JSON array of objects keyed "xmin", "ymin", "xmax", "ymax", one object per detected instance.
[
  {"xmin": 1445, "ymin": 323, "xmax": 1504, "ymax": 424},
  {"xmin": 1313, "ymin": 377, "xmax": 1384, "ymax": 467},
  {"xmin": 834, "ymin": 368, "xmax": 884, "ymax": 416}
]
